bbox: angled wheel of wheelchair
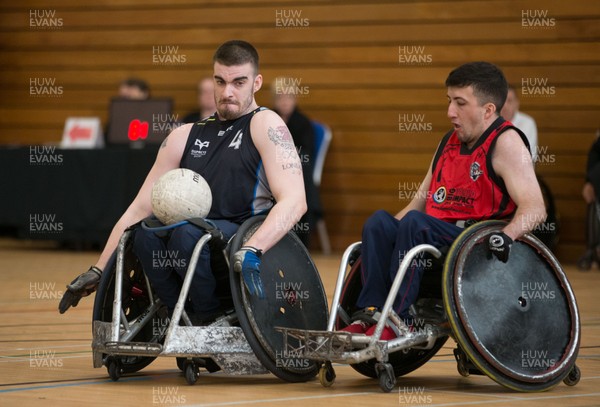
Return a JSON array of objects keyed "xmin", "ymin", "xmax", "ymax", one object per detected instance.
[
  {"xmin": 229, "ymin": 215, "xmax": 329, "ymax": 382},
  {"xmin": 92, "ymin": 230, "xmax": 166, "ymax": 374},
  {"xmin": 443, "ymin": 220, "xmax": 580, "ymax": 392},
  {"xmin": 336, "ymin": 256, "xmax": 448, "ymax": 379}
]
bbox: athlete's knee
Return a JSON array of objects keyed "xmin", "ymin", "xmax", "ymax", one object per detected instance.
[
  {"xmin": 132, "ymin": 225, "xmax": 160, "ymax": 255},
  {"xmin": 363, "ymin": 210, "xmax": 395, "ymax": 232},
  {"xmin": 169, "ymin": 224, "xmax": 205, "ymax": 252},
  {"xmin": 398, "ymin": 210, "xmax": 427, "ymax": 229}
]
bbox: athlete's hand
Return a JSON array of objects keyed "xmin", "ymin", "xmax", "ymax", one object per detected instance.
[
  {"xmin": 487, "ymin": 233, "xmax": 513, "ymax": 263},
  {"xmin": 233, "ymin": 247, "xmax": 265, "ymax": 299},
  {"xmin": 58, "ymin": 266, "xmax": 102, "ymax": 314}
]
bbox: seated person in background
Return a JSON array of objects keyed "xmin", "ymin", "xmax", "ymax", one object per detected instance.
[
  {"xmin": 577, "ymin": 133, "xmax": 600, "ymax": 270},
  {"xmin": 582, "ymin": 136, "xmax": 600, "ymax": 205},
  {"xmin": 59, "ymin": 40, "xmax": 307, "ymax": 323},
  {"xmin": 272, "ymin": 78, "xmax": 323, "ymax": 248},
  {"xmin": 341, "ymin": 62, "xmax": 546, "ymax": 339},
  {"xmin": 104, "ymin": 77, "xmax": 152, "ymax": 142},
  {"xmin": 118, "ymin": 77, "xmax": 151, "ymax": 100},
  {"xmin": 182, "ymin": 77, "xmax": 217, "ymax": 123},
  {"xmin": 501, "ymin": 85, "xmax": 538, "ymax": 161}
]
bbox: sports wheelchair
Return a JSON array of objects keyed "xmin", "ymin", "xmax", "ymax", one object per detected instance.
[
  {"xmin": 91, "ymin": 215, "xmax": 329, "ymax": 385},
  {"xmin": 278, "ymin": 220, "xmax": 581, "ymax": 392}
]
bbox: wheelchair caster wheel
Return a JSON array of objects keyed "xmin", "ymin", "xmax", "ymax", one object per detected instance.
[
  {"xmin": 176, "ymin": 357, "xmax": 185, "ymax": 372},
  {"xmin": 563, "ymin": 364, "xmax": 581, "ymax": 386},
  {"xmin": 457, "ymin": 361, "xmax": 469, "ymax": 377},
  {"xmin": 318, "ymin": 362, "xmax": 336, "ymax": 387},
  {"xmin": 376, "ymin": 362, "xmax": 396, "ymax": 393},
  {"xmin": 107, "ymin": 358, "xmax": 122, "ymax": 382},
  {"xmin": 184, "ymin": 361, "xmax": 200, "ymax": 385},
  {"xmin": 453, "ymin": 348, "xmax": 469, "ymax": 377}
]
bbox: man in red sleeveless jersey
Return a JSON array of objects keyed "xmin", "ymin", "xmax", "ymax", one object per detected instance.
[{"xmin": 343, "ymin": 62, "xmax": 546, "ymax": 339}]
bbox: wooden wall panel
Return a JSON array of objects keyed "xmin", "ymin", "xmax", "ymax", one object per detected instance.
[{"xmin": 0, "ymin": 0, "xmax": 599, "ymax": 262}]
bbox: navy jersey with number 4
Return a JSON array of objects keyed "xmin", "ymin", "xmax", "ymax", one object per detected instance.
[{"xmin": 179, "ymin": 107, "xmax": 274, "ymax": 223}]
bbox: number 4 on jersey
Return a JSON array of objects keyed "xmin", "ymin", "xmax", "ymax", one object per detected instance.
[{"xmin": 228, "ymin": 130, "xmax": 243, "ymax": 150}]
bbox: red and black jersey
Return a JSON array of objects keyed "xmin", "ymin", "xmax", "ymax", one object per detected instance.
[{"xmin": 425, "ymin": 117, "xmax": 529, "ymax": 223}]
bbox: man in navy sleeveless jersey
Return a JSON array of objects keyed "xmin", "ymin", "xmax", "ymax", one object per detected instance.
[
  {"xmin": 59, "ymin": 41, "xmax": 307, "ymax": 322},
  {"xmin": 341, "ymin": 62, "xmax": 547, "ymax": 339}
]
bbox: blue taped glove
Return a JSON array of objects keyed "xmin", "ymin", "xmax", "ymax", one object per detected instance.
[{"xmin": 233, "ymin": 246, "xmax": 265, "ymax": 299}]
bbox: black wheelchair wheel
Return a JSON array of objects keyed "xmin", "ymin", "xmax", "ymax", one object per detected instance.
[
  {"xmin": 92, "ymin": 232, "xmax": 166, "ymax": 374},
  {"xmin": 443, "ymin": 220, "xmax": 580, "ymax": 392},
  {"xmin": 337, "ymin": 257, "xmax": 448, "ymax": 379},
  {"xmin": 229, "ymin": 215, "xmax": 329, "ymax": 382}
]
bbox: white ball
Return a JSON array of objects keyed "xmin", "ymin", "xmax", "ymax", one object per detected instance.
[{"xmin": 151, "ymin": 168, "xmax": 212, "ymax": 225}]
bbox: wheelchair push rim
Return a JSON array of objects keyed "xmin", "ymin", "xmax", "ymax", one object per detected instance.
[
  {"xmin": 229, "ymin": 215, "xmax": 329, "ymax": 382},
  {"xmin": 443, "ymin": 220, "xmax": 580, "ymax": 392},
  {"xmin": 92, "ymin": 235, "xmax": 165, "ymax": 374}
]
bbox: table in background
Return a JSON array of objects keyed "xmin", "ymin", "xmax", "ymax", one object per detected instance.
[{"xmin": 0, "ymin": 146, "xmax": 158, "ymax": 247}]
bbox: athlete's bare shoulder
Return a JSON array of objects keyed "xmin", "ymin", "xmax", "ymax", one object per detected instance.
[{"xmin": 160, "ymin": 123, "xmax": 194, "ymax": 151}]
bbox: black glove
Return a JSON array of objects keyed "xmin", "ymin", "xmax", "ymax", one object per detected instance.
[
  {"xmin": 58, "ymin": 266, "xmax": 102, "ymax": 314},
  {"xmin": 232, "ymin": 246, "xmax": 265, "ymax": 299},
  {"xmin": 487, "ymin": 233, "xmax": 513, "ymax": 263}
]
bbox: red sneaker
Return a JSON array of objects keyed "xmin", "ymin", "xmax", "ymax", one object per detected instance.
[
  {"xmin": 365, "ymin": 324, "xmax": 397, "ymax": 340},
  {"xmin": 339, "ymin": 320, "xmax": 371, "ymax": 334},
  {"xmin": 338, "ymin": 307, "xmax": 381, "ymax": 334}
]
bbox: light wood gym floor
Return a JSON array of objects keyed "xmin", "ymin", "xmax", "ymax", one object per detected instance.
[{"xmin": 1, "ymin": 238, "xmax": 599, "ymax": 406}]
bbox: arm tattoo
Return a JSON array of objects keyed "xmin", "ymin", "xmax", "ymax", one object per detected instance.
[
  {"xmin": 268, "ymin": 126, "xmax": 302, "ymax": 174},
  {"xmin": 268, "ymin": 126, "xmax": 295, "ymax": 150},
  {"xmin": 160, "ymin": 136, "xmax": 168, "ymax": 149}
]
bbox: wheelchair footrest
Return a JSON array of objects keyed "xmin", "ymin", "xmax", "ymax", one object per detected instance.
[
  {"xmin": 277, "ymin": 324, "xmax": 452, "ymax": 365},
  {"xmin": 276, "ymin": 327, "xmax": 371, "ymax": 361},
  {"xmin": 104, "ymin": 341, "xmax": 163, "ymax": 356}
]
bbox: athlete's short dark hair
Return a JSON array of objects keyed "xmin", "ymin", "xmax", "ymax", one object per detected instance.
[
  {"xmin": 213, "ymin": 40, "xmax": 259, "ymax": 75},
  {"xmin": 445, "ymin": 62, "xmax": 508, "ymax": 113}
]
